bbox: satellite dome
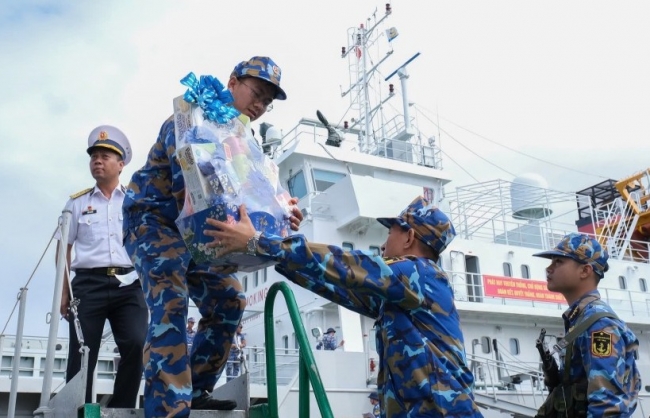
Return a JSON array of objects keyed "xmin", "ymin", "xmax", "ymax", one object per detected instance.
[{"xmin": 510, "ymin": 173, "xmax": 553, "ymax": 220}]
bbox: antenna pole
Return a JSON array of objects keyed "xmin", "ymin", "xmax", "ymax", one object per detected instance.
[
  {"xmin": 361, "ymin": 25, "xmax": 371, "ymax": 151},
  {"xmin": 398, "ymin": 67, "xmax": 411, "ymax": 132},
  {"xmin": 385, "ymin": 52, "xmax": 421, "ymax": 141}
]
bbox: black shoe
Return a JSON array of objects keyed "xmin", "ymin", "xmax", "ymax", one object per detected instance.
[{"xmin": 191, "ymin": 391, "xmax": 237, "ymax": 410}]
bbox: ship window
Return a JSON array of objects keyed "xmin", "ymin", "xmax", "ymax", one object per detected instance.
[
  {"xmin": 253, "ymin": 272, "xmax": 259, "ymax": 288},
  {"xmin": 40, "ymin": 358, "xmax": 67, "ymax": 377},
  {"xmin": 293, "ymin": 332, "xmax": 299, "ymax": 349},
  {"xmin": 50, "ymin": 358, "xmax": 66, "ymax": 378},
  {"xmin": 261, "ymin": 268, "xmax": 268, "ymax": 283},
  {"xmin": 640, "ymin": 278, "xmax": 647, "ymax": 292},
  {"xmin": 282, "ymin": 335, "xmax": 289, "ymax": 354},
  {"xmin": 287, "ymin": 170, "xmax": 308, "ymax": 199},
  {"xmin": 481, "ymin": 336, "xmax": 491, "ymax": 354},
  {"xmin": 242, "ymin": 275, "xmax": 248, "ymax": 292},
  {"xmin": 369, "ymin": 246, "xmax": 381, "ymax": 256},
  {"xmin": 96, "ymin": 360, "xmax": 114, "ymax": 379},
  {"xmin": 1, "ymin": 356, "xmax": 11, "ymax": 376},
  {"xmin": 4, "ymin": 356, "xmax": 36, "ymax": 377},
  {"xmin": 342, "ymin": 242, "xmax": 354, "ymax": 251},
  {"xmin": 313, "ymin": 169, "xmax": 346, "ymax": 192},
  {"xmin": 619, "ymin": 276, "xmax": 627, "ymax": 290},
  {"xmin": 502, "ymin": 262, "xmax": 513, "ymax": 277},
  {"xmin": 53, "ymin": 357, "xmax": 66, "ymax": 372},
  {"xmin": 521, "ymin": 264, "xmax": 530, "ymax": 279},
  {"xmin": 509, "ymin": 338, "xmax": 520, "ymax": 355}
]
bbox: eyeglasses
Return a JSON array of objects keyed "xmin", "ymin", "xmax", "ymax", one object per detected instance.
[{"xmin": 239, "ymin": 79, "xmax": 274, "ymax": 112}]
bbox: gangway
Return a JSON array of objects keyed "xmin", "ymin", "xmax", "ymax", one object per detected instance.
[{"xmin": 33, "ymin": 285, "xmax": 332, "ymax": 417}]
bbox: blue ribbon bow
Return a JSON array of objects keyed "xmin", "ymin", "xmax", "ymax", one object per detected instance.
[{"xmin": 180, "ymin": 73, "xmax": 240, "ymax": 124}]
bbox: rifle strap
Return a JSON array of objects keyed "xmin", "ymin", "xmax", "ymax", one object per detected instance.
[{"xmin": 561, "ymin": 310, "xmax": 619, "ymax": 383}]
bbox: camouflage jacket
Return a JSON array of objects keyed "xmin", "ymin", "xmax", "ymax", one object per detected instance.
[
  {"xmin": 258, "ymin": 233, "xmax": 483, "ymax": 418},
  {"xmin": 122, "ymin": 114, "xmax": 253, "ymax": 225},
  {"xmin": 561, "ymin": 290, "xmax": 640, "ymax": 417},
  {"xmin": 122, "ymin": 116, "xmax": 182, "ymax": 225}
]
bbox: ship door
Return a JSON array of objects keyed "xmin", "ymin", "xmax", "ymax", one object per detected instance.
[
  {"xmin": 465, "ymin": 255, "xmax": 483, "ymax": 302},
  {"xmin": 449, "ymin": 251, "xmax": 468, "ymax": 301}
]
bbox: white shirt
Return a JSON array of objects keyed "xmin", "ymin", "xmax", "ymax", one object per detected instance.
[{"xmin": 56, "ymin": 185, "xmax": 132, "ymax": 271}]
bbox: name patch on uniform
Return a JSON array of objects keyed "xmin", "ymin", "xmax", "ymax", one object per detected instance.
[
  {"xmin": 82, "ymin": 206, "xmax": 97, "ymax": 215},
  {"xmin": 591, "ymin": 330, "xmax": 612, "ymax": 357}
]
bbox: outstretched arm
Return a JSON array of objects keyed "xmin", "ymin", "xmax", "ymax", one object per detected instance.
[{"xmin": 205, "ymin": 205, "xmax": 432, "ymax": 312}]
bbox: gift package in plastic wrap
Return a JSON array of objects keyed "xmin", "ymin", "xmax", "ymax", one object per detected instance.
[{"xmin": 173, "ymin": 73, "xmax": 292, "ymax": 272}]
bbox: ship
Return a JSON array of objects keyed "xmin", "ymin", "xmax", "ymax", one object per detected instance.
[{"xmin": 2, "ymin": 3, "xmax": 649, "ymax": 418}]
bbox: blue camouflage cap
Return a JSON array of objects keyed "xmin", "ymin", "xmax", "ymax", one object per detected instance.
[
  {"xmin": 376, "ymin": 196, "xmax": 456, "ymax": 255},
  {"xmin": 533, "ymin": 233, "xmax": 609, "ymax": 278},
  {"xmin": 233, "ymin": 56, "xmax": 287, "ymax": 100}
]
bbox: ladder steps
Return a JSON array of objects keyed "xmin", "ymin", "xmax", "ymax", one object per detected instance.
[{"xmin": 79, "ymin": 405, "xmax": 246, "ymax": 418}]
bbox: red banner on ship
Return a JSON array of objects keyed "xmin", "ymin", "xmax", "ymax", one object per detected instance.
[{"xmin": 482, "ymin": 275, "xmax": 565, "ymax": 303}]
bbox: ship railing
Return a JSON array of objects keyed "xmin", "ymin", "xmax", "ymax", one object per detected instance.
[
  {"xmin": 448, "ymin": 200, "xmax": 650, "ymax": 263},
  {"xmin": 450, "ymin": 211, "xmax": 578, "ymax": 251},
  {"xmin": 467, "ymin": 353, "xmax": 549, "ymax": 410},
  {"xmin": 380, "ymin": 114, "xmax": 409, "ymax": 141},
  {"xmin": 0, "ymin": 340, "xmax": 305, "ymax": 390},
  {"xmin": 366, "ymin": 137, "xmax": 441, "ymax": 169},
  {"xmin": 447, "ymin": 270, "xmax": 650, "ymax": 319},
  {"xmin": 232, "ymin": 346, "xmax": 300, "ymax": 386},
  {"xmin": 273, "ymin": 118, "xmax": 442, "ymax": 169},
  {"xmin": 258, "ymin": 281, "xmax": 333, "ymax": 418}
]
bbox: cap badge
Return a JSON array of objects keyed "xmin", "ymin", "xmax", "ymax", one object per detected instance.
[{"xmin": 98, "ymin": 131, "xmax": 109, "ymax": 141}]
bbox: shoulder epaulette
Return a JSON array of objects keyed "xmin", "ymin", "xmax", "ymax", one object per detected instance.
[{"xmin": 69, "ymin": 187, "xmax": 93, "ymax": 199}]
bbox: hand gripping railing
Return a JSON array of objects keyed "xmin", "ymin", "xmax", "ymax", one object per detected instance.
[{"xmin": 263, "ymin": 282, "xmax": 333, "ymax": 418}]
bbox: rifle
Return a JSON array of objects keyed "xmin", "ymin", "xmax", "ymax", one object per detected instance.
[{"xmin": 536, "ymin": 328, "xmax": 560, "ymax": 392}]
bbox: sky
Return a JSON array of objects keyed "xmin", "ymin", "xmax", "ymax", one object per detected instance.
[{"xmin": 0, "ymin": 0, "xmax": 649, "ymax": 337}]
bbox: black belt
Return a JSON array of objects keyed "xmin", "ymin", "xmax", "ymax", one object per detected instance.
[{"xmin": 75, "ymin": 267, "xmax": 134, "ymax": 276}]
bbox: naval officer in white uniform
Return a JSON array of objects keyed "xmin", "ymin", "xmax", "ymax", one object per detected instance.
[{"xmin": 56, "ymin": 125, "xmax": 147, "ymax": 407}]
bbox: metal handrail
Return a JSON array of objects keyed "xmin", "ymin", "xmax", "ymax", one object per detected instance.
[{"xmin": 263, "ymin": 282, "xmax": 333, "ymax": 418}]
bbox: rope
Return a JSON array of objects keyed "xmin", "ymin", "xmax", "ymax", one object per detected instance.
[
  {"xmin": 415, "ymin": 104, "xmax": 610, "ymax": 180},
  {"xmin": 414, "ymin": 107, "xmax": 517, "ymax": 178}
]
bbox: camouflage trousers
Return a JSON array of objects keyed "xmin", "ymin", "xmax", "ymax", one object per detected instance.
[{"xmin": 124, "ymin": 217, "xmax": 246, "ymax": 418}]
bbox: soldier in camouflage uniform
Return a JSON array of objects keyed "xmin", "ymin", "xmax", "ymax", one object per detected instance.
[
  {"xmin": 122, "ymin": 56, "xmax": 301, "ymax": 418},
  {"xmin": 205, "ymin": 197, "xmax": 484, "ymax": 417},
  {"xmin": 533, "ymin": 233, "xmax": 640, "ymax": 417}
]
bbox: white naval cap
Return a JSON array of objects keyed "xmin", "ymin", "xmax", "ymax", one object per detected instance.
[{"xmin": 86, "ymin": 125, "xmax": 132, "ymax": 166}]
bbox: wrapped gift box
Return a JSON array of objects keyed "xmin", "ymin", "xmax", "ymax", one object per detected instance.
[{"xmin": 173, "ymin": 95, "xmax": 292, "ymax": 272}]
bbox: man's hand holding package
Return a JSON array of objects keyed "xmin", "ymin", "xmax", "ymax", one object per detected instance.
[{"xmin": 205, "ymin": 198, "xmax": 302, "ymax": 254}]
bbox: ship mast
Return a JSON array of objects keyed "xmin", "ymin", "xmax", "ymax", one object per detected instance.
[
  {"xmin": 341, "ymin": 4, "xmax": 394, "ymax": 152},
  {"xmin": 340, "ymin": 3, "xmax": 421, "ymax": 153}
]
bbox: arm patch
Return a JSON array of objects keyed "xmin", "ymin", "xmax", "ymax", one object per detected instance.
[{"xmin": 591, "ymin": 330, "xmax": 613, "ymax": 357}]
